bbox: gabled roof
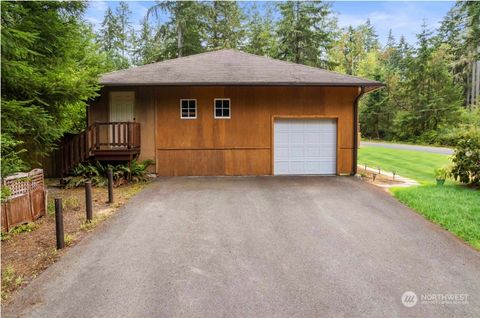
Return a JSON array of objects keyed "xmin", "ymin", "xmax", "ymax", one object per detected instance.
[{"xmin": 100, "ymin": 49, "xmax": 384, "ymax": 91}]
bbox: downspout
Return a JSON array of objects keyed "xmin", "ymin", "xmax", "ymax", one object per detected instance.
[{"xmin": 351, "ymin": 86, "xmax": 365, "ymax": 176}]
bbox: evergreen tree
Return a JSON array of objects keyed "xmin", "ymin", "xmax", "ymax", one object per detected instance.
[
  {"xmin": 244, "ymin": 3, "xmax": 276, "ymax": 56},
  {"xmin": 97, "ymin": 5, "xmax": 130, "ymax": 70},
  {"xmin": 1, "ymin": 1, "xmax": 107, "ymax": 175},
  {"xmin": 358, "ymin": 19, "xmax": 379, "ymax": 52},
  {"xmin": 438, "ymin": 1, "xmax": 479, "ymax": 106},
  {"xmin": 132, "ymin": 17, "xmax": 162, "ymax": 65},
  {"xmin": 205, "ymin": 1, "xmax": 245, "ymax": 50},
  {"xmin": 393, "ymin": 24, "xmax": 463, "ymax": 142},
  {"xmin": 276, "ymin": 1, "xmax": 338, "ymax": 68},
  {"xmin": 331, "ymin": 19, "xmax": 382, "ymax": 76},
  {"xmin": 148, "ymin": 1, "xmax": 206, "ymax": 58},
  {"xmin": 98, "ymin": 8, "xmax": 120, "ymax": 53},
  {"xmin": 359, "ymin": 40, "xmax": 399, "ymax": 140},
  {"xmin": 116, "ymin": 1, "xmax": 133, "ymax": 61}
]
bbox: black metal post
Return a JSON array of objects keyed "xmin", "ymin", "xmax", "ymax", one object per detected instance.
[
  {"xmin": 107, "ymin": 168, "xmax": 114, "ymax": 204},
  {"xmin": 55, "ymin": 198, "xmax": 65, "ymax": 250},
  {"xmin": 85, "ymin": 181, "xmax": 93, "ymax": 222}
]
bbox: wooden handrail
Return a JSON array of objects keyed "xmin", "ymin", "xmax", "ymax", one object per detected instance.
[{"xmin": 61, "ymin": 122, "xmax": 141, "ymax": 176}]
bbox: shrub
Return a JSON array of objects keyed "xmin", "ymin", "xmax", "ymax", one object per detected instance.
[
  {"xmin": 64, "ymin": 161, "xmax": 106, "ymax": 188},
  {"xmin": 1, "ymin": 186, "xmax": 11, "ymax": 203},
  {"xmin": 64, "ymin": 160, "xmax": 154, "ymax": 188},
  {"xmin": 129, "ymin": 159, "xmax": 155, "ymax": 182},
  {"xmin": 434, "ymin": 167, "xmax": 450, "ymax": 180},
  {"xmin": 450, "ymin": 136, "xmax": 480, "ymax": 186}
]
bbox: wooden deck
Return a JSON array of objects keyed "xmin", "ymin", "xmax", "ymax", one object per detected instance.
[{"xmin": 61, "ymin": 122, "xmax": 140, "ymax": 176}]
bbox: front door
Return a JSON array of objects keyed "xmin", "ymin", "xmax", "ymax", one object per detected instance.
[{"xmin": 109, "ymin": 91, "xmax": 135, "ymax": 147}]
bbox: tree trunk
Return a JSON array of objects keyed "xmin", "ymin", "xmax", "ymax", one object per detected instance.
[{"xmin": 177, "ymin": 22, "xmax": 183, "ymax": 57}]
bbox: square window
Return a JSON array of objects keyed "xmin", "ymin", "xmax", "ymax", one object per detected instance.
[
  {"xmin": 180, "ymin": 99, "xmax": 196, "ymax": 119},
  {"xmin": 214, "ymin": 99, "xmax": 230, "ymax": 119}
]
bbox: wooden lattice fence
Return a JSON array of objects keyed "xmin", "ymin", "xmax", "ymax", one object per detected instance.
[{"xmin": 1, "ymin": 169, "xmax": 47, "ymax": 232}]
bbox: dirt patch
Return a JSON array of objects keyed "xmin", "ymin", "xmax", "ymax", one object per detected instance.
[{"xmin": 1, "ymin": 180, "xmax": 149, "ymax": 303}]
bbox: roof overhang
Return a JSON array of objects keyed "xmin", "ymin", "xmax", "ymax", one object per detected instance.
[{"xmin": 100, "ymin": 82, "xmax": 386, "ymax": 90}]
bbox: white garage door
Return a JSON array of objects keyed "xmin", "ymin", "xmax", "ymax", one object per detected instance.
[{"xmin": 274, "ymin": 118, "xmax": 337, "ymax": 175}]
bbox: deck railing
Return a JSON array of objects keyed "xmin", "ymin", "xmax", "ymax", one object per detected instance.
[{"xmin": 61, "ymin": 122, "xmax": 140, "ymax": 176}]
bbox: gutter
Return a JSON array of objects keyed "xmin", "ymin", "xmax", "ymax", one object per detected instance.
[
  {"xmin": 100, "ymin": 82, "xmax": 386, "ymax": 88},
  {"xmin": 351, "ymin": 86, "xmax": 365, "ymax": 176}
]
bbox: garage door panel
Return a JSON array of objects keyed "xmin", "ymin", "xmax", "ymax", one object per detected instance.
[
  {"xmin": 274, "ymin": 145, "xmax": 288, "ymax": 161},
  {"xmin": 305, "ymin": 146, "xmax": 336, "ymax": 157},
  {"xmin": 304, "ymin": 146, "xmax": 321, "ymax": 157},
  {"xmin": 289, "ymin": 121, "xmax": 305, "ymax": 131},
  {"xmin": 289, "ymin": 146, "xmax": 305, "ymax": 158},
  {"xmin": 304, "ymin": 132, "xmax": 320, "ymax": 143},
  {"xmin": 289, "ymin": 161, "xmax": 305, "ymax": 173},
  {"xmin": 274, "ymin": 118, "xmax": 337, "ymax": 175},
  {"xmin": 275, "ymin": 131, "xmax": 289, "ymax": 144},
  {"xmin": 319, "ymin": 132, "xmax": 336, "ymax": 143},
  {"xmin": 305, "ymin": 161, "xmax": 336, "ymax": 173},
  {"xmin": 289, "ymin": 132, "xmax": 304, "ymax": 144},
  {"xmin": 274, "ymin": 161, "xmax": 290, "ymax": 174}
]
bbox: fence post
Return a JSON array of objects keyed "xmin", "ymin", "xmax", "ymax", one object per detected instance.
[
  {"xmin": 85, "ymin": 181, "xmax": 93, "ymax": 222},
  {"xmin": 27, "ymin": 172, "xmax": 35, "ymax": 222},
  {"xmin": 55, "ymin": 198, "xmax": 65, "ymax": 250},
  {"xmin": 107, "ymin": 168, "xmax": 114, "ymax": 204}
]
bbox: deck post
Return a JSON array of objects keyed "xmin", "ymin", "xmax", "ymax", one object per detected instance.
[
  {"xmin": 95, "ymin": 124, "xmax": 100, "ymax": 149},
  {"xmin": 127, "ymin": 123, "xmax": 133, "ymax": 149}
]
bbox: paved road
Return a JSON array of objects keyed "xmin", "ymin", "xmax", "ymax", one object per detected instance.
[
  {"xmin": 4, "ymin": 177, "xmax": 479, "ymax": 317},
  {"xmin": 361, "ymin": 141, "xmax": 454, "ymax": 155}
]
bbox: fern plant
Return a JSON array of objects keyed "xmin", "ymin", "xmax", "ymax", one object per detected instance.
[{"xmin": 64, "ymin": 160, "xmax": 154, "ymax": 188}]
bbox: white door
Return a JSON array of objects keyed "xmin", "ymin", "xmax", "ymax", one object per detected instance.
[
  {"xmin": 109, "ymin": 91, "xmax": 135, "ymax": 146},
  {"xmin": 274, "ymin": 118, "xmax": 337, "ymax": 175},
  {"xmin": 109, "ymin": 91, "xmax": 134, "ymax": 122}
]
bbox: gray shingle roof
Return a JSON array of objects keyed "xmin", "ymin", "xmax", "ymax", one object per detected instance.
[{"xmin": 100, "ymin": 49, "xmax": 384, "ymax": 90}]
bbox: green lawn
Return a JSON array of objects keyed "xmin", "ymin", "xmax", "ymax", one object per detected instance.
[
  {"xmin": 358, "ymin": 147, "xmax": 451, "ymax": 184},
  {"xmin": 359, "ymin": 146, "xmax": 480, "ymax": 249},
  {"xmin": 391, "ymin": 185, "xmax": 480, "ymax": 249}
]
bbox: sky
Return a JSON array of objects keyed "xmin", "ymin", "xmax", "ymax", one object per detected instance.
[{"xmin": 84, "ymin": 1, "xmax": 455, "ymax": 46}]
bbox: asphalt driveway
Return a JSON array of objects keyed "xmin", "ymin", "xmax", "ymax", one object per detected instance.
[{"xmin": 3, "ymin": 177, "xmax": 480, "ymax": 317}]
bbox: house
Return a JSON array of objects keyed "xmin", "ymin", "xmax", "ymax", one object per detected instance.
[{"xmin": 64, "ymin": 49, "xmax": 383, "ymax": 176}]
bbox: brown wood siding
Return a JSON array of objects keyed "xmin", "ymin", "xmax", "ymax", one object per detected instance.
[{"xmin": 90, "ymin": 85, "xmax": 359, "ymax": 176}]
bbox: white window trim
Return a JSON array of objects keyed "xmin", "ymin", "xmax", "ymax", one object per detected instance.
[
  {"xmin": 214, "ymin": 98, "xmax": 231, "ymax": 119},
  {"xmin": 180, "ymin": 99, "xmax": 197, "ymax": 119}
]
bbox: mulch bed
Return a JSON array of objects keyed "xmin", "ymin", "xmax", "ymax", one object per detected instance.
[{"xmin": 1, "ymin": 180, "xmax": 147, "ymax": 303}]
